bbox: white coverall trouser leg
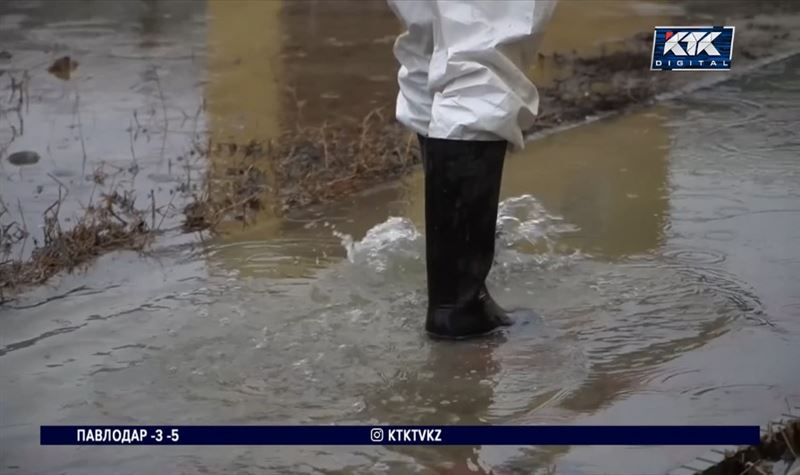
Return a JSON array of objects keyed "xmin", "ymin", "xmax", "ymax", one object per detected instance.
[{"xmin": 386, "ymin": 0, "xmax": 555, "ymax": 151}]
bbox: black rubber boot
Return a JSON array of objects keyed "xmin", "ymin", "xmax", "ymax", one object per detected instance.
[{"xmin": 421, "ymin": 136, "xmax": 513, "ymax": 339}]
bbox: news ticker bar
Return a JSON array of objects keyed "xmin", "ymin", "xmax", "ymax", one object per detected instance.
[{"xmin": 40, "ymin": 425, "xmax": 760, "ymax": 446}]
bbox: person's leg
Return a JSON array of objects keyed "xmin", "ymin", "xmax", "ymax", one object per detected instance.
[
  {"xmin": 420, "ymin": 1, "xmax": 554, "ymax": 339},
  {"xmin": 386, "ymin": 0, "xmax": 435, "ymax": 137},
  {"xmin": 428, "ymin": 0, "xmax": 555, "ymax": 150},
  {"xmin": 423, "ymin": 137, "xmax": 512, "ymax": 339}
]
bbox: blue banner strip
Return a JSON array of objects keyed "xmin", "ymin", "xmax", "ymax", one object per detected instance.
[{"xmin": 41, "ymin": 425, "xmax": 760, "ymax": 446}]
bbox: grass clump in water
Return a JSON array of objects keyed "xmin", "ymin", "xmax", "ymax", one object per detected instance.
[{"xmin": 0, "ymin": 182, "xmax": 153, "ymax": 303}]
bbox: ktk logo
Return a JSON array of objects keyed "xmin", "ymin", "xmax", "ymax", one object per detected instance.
[
  {"xmin": 663, "ymin": 30, "xmax": 721, "ymax": 56},
  {"xmin": 651, "ymin": 26, "xmax": 734, "ymax": 71}
]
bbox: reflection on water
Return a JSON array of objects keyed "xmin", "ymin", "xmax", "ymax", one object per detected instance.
[
  {"xmin": 502, "ymin": 109, "xmax": 671, "ymax": 259},
  {"xmin": 206, "ymin": 0, "xmax": 281, "ymax": 140},
  {"xmin": 2, "ymin": 1, "xmax": 800, "ymax": 475},
  {"xmin": 279, "ymin": 0, "xmax": 402, "ymax": 126},
  {"xmin": 0, "ymin": 0, "xmax": 207, "ymax": 255}
]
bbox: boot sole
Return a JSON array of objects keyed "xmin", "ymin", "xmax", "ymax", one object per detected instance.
[
  {"xmin": 425, "ymin": 324, "xmax": 507, "ymax": 341},
  {"xmin": 424, "ymin": 309, "xmax": 538, "ymax": 341}
]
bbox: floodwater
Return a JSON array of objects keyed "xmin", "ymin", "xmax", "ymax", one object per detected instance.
[{"xmin": 2, "ymin": 1, "xmax": 800, "ymax": 474}]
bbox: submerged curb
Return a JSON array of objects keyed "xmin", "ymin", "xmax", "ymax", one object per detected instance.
[
  {"xmin": 668, "ymin": 405, "xmax": 800, "ymax": 475},
  {"xmin": 523, "ymin": 48, "xmax": 800, "ymax": 146}
]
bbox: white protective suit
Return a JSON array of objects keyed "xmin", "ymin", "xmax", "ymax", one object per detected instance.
[{"xmin": 387, "ymin": 0, "xmax": 556, "ymax": 151}]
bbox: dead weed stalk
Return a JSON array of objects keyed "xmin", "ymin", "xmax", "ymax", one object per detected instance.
[
  {"xmin": 182, "ymin": 107, "xmax": 420, "ymax": 230},
  {"xmin": 0, "ymin": 172, "xmax": 158, "ymax": 302}
]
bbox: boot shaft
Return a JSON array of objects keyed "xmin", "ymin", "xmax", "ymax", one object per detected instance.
[{"xmin": 422, "ymin": 137, "xmax": 506, "ymax": 307}]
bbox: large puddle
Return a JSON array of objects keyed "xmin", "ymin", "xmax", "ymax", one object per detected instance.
[{"xmin": 2, "ymin": 1, "xmax": 800, "ymax": 474}]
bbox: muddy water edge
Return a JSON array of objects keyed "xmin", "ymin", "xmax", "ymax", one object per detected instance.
[{"xmin": 2, "ymin": 1, "xmax": 800, "ymax": 474}]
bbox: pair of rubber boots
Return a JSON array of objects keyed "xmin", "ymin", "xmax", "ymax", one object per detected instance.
[{"xmin": 419, "ymin": 135, "xmax": 516, "ymax": 339}]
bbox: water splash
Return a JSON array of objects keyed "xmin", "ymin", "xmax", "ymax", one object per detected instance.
[
  {"xmin": 496, "ymin": 194, "xmax": 579, "ymax": 250},
  {"xmin": 333, "ymin": 195, "xmax": 580, "ymax": 274},
  {"xmin": 333, "ymin": 217, "xmax": 422, "ymax": 273}
]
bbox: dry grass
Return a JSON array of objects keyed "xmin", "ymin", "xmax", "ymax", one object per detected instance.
[
  {"xmin": 182, "ymin": 138, "xmax": 271, "ymax": 231},
  {"xmin": 0, "ymin": 68, "xmax": 164, "ymax": 301},
  {"xmin": 0, "ymin": 72, "xmax": 29, "ymax": 159},
  {"xmin": 0, "ymin": 180, "xmax": 154, "ymax": 303},
  {"xmin": 531, "ymin": 34, "xmax": 657, "ymax": 132},
  {"xmin": 272, "ymin": 107, "xmax": 419, "ymax": 211},
  {"xmin": 182, "ymin": 107, "xmax": 420, "ymax": 230},
  {"xmin": 696, "ymin": 419, "xmax": 800, "ymax": 475}
]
